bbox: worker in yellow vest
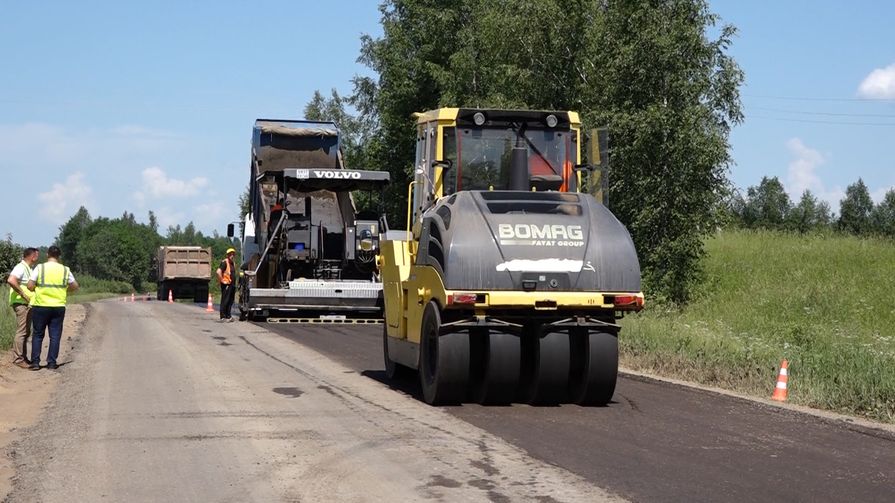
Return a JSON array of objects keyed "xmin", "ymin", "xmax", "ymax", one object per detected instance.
[
  {"xmin": 7, "ymin": 247, "xmax": 39, "ymax": 368},
  {"xmin": 26, "ymin": 245, "xmax": 79, "ymax": 370}
]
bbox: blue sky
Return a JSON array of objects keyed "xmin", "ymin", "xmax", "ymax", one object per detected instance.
[
  {"xmin": 714, "ymin": 1, "xmax": 895, "ymax": 205},
  {"xmin": 2, "ymin": 1, "xmax": 894, "ymax": 246}
]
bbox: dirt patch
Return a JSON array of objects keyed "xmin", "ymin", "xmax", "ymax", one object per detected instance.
[{"xmin": 0, "ymin": 303, "xmax": 86, "ymax": 501}]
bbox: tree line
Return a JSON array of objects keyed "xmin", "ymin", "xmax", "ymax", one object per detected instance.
[
  {"xmin": 304, "ymin": 0, "xmax": 744, "ymax": 304},
  {"xmin": 3, "ymin": 206, "xmax": 235, "ymax": 292},
  {"xmin": 727, "ymin": 177, "xmax": 895, "ymax": 237}
]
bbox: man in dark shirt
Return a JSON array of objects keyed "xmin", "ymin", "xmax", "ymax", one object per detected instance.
[{"xmin": 215, "ymin": 248, "xmax": 237, "ymax": 322}]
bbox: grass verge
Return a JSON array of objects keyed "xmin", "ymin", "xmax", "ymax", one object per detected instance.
[
  {"xmin": 620, "ymin": 229, "xmax": 895, "ymax": 423},
  {"xmin": 0, "ymin": 286, "xmax": 14, "ymax": 351}
]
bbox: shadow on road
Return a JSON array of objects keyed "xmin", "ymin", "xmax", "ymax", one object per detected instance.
[
  {"xmin": 360, "ymin": 370, "xmax": 616, "ymax": 408},
  {"xmin": 362, "ymin": 369, "xmax": 424, "ymax": 401}
]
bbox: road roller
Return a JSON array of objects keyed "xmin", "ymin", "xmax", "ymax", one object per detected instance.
[{"xmin": 380, "ymin": 108, "xmax": 643, "ymax": 405}]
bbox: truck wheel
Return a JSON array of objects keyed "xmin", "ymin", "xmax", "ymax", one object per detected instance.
[
  {"xmin": 569, "ymin": 329, "xmax": 618, "ymax": 405},
  {"xmin": 519, "ymin": 324, "xmax": 570, "ymax": 404},
  {"xmin": 383, "ymin": 324, "xmax": 410, "ymax": 380},
  {"xmin": 419, "ymin": 301, "xmax": 468, "ymax": 405},
  {"xmin": 157, "ymin": 282, "xmax": 165, "ymax": 301},
  {"xmin": 470, "ymin": 329, "xmax": 520, "ymax": 405}
]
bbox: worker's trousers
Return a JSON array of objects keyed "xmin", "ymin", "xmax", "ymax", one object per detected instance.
[
  {"xmin": 31, "ymin": 306, "xmax": 66, "ymax": 367},
  {"xmin": 220, "ymin": 283, "xmax": 235, "ymax": 319},
  {"xmin": 12, "ymin": 304, "xmax": 31, "ymax": 362}
]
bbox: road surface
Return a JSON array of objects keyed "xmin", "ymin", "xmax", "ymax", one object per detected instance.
[
  {"xmin": 264, "ymin": 321, "xmax": 895, "ymax": 503},
  {"xmin": 7, "ymin": 301, "xmax": 894, "ymax": 502},
  {"xmin": 7, "ymin": 301, "xmax": 618, "ymax": 502}
]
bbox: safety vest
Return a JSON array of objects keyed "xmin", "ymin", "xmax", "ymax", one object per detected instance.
[
  {"xmin": 221, "ymin": 259, "xmax": 233, "ymax": 285},
  {"xmin": 31, "ymin": 262, "xmax": 70, "ymax": 308},
  {"xmin": 8, "ymin": 261, "xmax": 32, "ymax": 306}
]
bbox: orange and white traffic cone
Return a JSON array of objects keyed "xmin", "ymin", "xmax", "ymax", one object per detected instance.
[
  {"xmin": 168, "ymin": 290, "xmax": 174, "ymax": 303},
  {"xmin": 206, "ymin": 293, "xmax": 214, "ymax": 313},
  {"xmin": 131, "ymin": 292, "xmax": 135, "ymax": 302},
  {"xmin": 771, "ymin": 359, "xmax": 789, "ymax": 401}
]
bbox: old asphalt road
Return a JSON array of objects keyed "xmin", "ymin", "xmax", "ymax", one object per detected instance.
[
  {"xmin": 263, "ymin": 322, "xmax": 895, "ymax": 503},
  {"xmin": 6, "ymin": 301, "xmax": 620, "ymax": 502}
]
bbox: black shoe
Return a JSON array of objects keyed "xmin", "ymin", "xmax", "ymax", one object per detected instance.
[
  {"xmin": 47, "ymin": 363, "xmax": 59, "ymax": 370},
  {"xmin": 29, "ymin": 364, "xmax": 40, "ymax": 371}
]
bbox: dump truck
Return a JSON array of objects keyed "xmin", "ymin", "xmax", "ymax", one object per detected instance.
[
  {"xmin": 153, "ymin": 246, "xmax": 212, "ymax": 302},
  {"xmin": 380, "ymin": 108, "xmax": 644, "ymax": 405},
  {"xmin": 230, "ymin": 119, "xmax": 390, "ymax": 321}
]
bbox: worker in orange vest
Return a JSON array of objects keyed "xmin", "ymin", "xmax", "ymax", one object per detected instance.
[{"xmin": 215, "ymin": 248, "xmax": 237, "ymax": 322}]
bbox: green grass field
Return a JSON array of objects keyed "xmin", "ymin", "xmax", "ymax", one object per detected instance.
[
  {"xmin": 620, "ymin": 229, "xmax": 895, "ymax": 423},
  {"xmin": 0, "ymin": 286, "xmax": 14, "ymax": 351}
]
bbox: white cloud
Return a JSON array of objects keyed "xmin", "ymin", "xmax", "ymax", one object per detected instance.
[
  {"xmin": 194, "ymin": 202, "xmax": 227, "ymax": 221},
  {"xmin": 37, "ymin": 172, "xmax": 97, "ymax": 225},
  {"xmin": 785, "ymin": 138, "xmax": 844, "ymax": 210},
  {"xmin": 857, "ymin": 63, "xmax": 895, "ymax": 99},
  {"xmin": 192, "ymin": 203, "xmax": 231, "ymax": 236},
  {"xmin": 149, "ymin": 203, "xmax": 232, "ymax": 238},
  {"xmin": 871, "ymin": 185, "xmax": 895, "ymax": 203},
  {"xmin": 135, "ymin": 166, "xmax": 208, "ymax": 199},
  {"xmin": 783, "ymin": 138, "xmax": 895, "ymax": 212},
  {"xmin": 154, "ymin": 207, "xmax": 188, "ymax": 231},
  {"xmin": 786, "ymin": 138, "xmax": 824, "ymax": 195},
  {"xmin": 0, "ymin": 121, "xmax": 232, "ymax": 246}
]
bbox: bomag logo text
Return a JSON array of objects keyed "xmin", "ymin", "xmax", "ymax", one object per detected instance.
[
  {"xmin": 313, "ymin": 170, "xmax": 361, "ymax": 179},
  {"xmin": 497, "ymin": 224, "xmax": 585, "ymax": 247}
]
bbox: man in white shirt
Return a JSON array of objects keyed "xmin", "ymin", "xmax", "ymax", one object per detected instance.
[{"xmin": 7, "ymin": 247, "xmax": 39, "ymax": 368}]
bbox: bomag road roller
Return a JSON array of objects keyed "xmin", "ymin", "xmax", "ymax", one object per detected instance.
[{"xmin": 380, "ymin": 108, "xmax": 643, "ymax": 405}]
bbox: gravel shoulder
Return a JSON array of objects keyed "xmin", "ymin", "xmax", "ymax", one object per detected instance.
[{"xmin": 0, "ymin": 303, "xmax": 87, "ymax": 502}]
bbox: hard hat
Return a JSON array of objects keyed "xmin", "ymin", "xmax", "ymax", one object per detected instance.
[{"xmin": 226, "ymin": 247, "xmax": 236, "ymax": 255}]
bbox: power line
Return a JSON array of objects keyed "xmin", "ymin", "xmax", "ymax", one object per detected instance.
[
  {"xmin": 749, "ymin": 106, "xmax": 895, "ymax": 118},
  {"xmin": 748, "ymin": 114, "xmax": 895, "ymax": 126},
  {"xmin": 744, "ymin": 93, "xmax": 895, "ymax": 103}
]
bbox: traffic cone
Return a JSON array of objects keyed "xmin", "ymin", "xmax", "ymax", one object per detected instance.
[
  {"xmin": 771, "ymin": 359, "xmax": 789, "ymax": 401},
  {"xmin": 131, "ymin": 292, "xmax": 135, "ymax": 302},
  {"xmin": 168, "ymin": 290, "xmax": 174, "ymax": 303},
  {"xmin": 206, "ymin": 293, "xmax": 214, "ymax": 313}
]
